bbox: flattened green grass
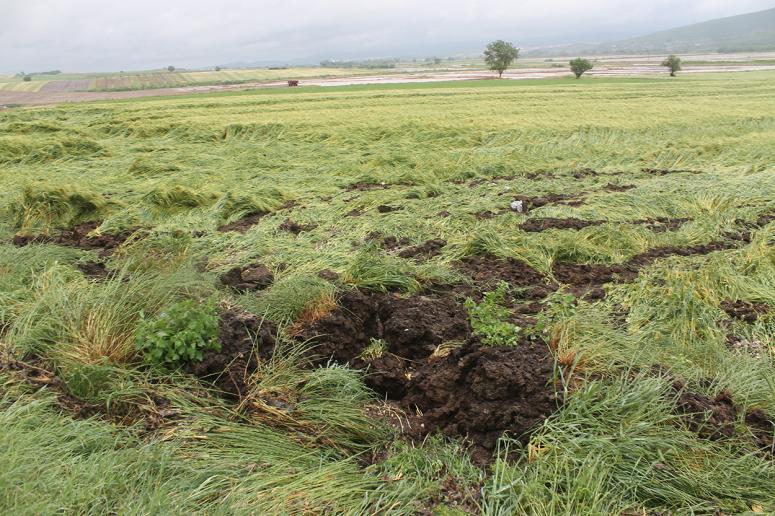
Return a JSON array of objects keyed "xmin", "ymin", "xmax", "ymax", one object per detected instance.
[{"xmin": 0, "ymin": 72, "xmax": 774, "ymax": 514}]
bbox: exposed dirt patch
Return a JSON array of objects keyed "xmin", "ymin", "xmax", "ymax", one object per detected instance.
[
  {"xmin": 438, "ymin": 210, "xmax": 451, "ymax": 218},
  {"xmin": 317, "ymin": 269, "xmax": 341, "ymax": 282},
  {"xmin": 0, "ymin": 355, "xmax": 181, "ymax": 433},
  {"xmin": 746, "ymin": 410, "xmax": 775, "ymax": 455},
  {"xmin": 377, "ymin": 204, "xmax": 402, "ymax": 214},
  {"xmin": 552, "ymin": 240, "xmax": 740, "ymax": 300},
  {"xmin": 456, "ymin": 254, "xmax": 557, "ymax": 300},
  {"xmin": 185, "ymin": 308, "xmax": 277, "ymax": 398},
  {"xmin": 403, "ymin": 339, "xmax": 559, "ymax": 453},
  {"xmin": 13, "ymin": 221, "xmax": 139, "ymax": 256},
  {"xmin": 671, "ymin": 381, "xmax": 774, "ymax": 453},
  {"xmin": 552, "ymin": 263, "xmax": 634, "ymax": 301},
  {"xmin": 299, "ymin": 289, "xmax": 471, "ymax": 363},
  {"xmin": 76, "ymin": 260, "xmax": 112, "ymax": 281},
  {"xmin": 721, "ymin": 300, "xmax": 770, "ymax": 323},
  {"xmin": 397, "ymin": 239, "xmax": 447, "ymax": 260},
  {"xmin": 363, "ymin": 232, "xmax": 411, "ymax": 251},
  {"xmin": 672, "ymin": 381, "xmax": 737, "ymax": 440},
  {"xmin": 217, "ymin": 212, "xmax": 268, "ymax": 233},
  {"xmin": 571, "ymin": 168, "xmax": 599, "ymax": 179},
  {"xmin": 346, "ymin": 181, "xmax": 390, "ymax": 191},
  {"xmin": 642, "ymin": 168, "xmax": 701, "ymax": 176},
  {"xmin": 346, "ymin": 208, "xmax": 364, "ymax": 217},
  {"xmin": 220, "ymin": 263, "xmax": 274, "ymax": 292},
  {"xmin": 279, "ymin": 218, "xmax": 317, "ymax": 235},
  {"xmin": 520, "ymin": 217, "xmax": 604, "ymax": 233},
  {"xmin": 632, "ymin": 217, "xmax": 691, "ymax": 233},
  {"xmin": 603, "ymin": 183, "xmax": 636, "ymax": 192}
]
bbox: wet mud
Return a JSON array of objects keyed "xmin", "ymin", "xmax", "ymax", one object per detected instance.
[
  {"xmin": 220, "ymin": 263, "xmax": 275, "ymax": 292},
  {"xmin": 13, "ymin": 221, "xmax": 139, "ymax": 256}
]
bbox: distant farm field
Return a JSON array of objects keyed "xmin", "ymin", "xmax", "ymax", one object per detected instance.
[{"xmin": 1, "ymin": 73, "xmax": 773, "ymax": 514}]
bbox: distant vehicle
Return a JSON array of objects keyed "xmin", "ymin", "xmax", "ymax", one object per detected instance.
[{"xmin": 287, "ymin": 80, "xmax": 300, "ymax": 87}]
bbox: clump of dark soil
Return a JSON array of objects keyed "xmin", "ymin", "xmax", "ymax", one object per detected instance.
[
  {"xmin": 279, "ymin": 218, "xmax": 317, "ymax": 235},
  {"xmin": 317, "ymin": 269, "xmax": 340, "ymax": 282},
  {"xmin": 13, "ymin": 221, "xmax": 139, "ymax": 256},
  {"xmin": 721, "ymin": 300, "xmax": 769, "ymax": 323},
  {"xmin": 571, "ymin": 168, "xmax": 599, "ymax": 179},
  {"xmin": 220, "ymin": 263, "xmax": 274, "ymax": 292},
  {"xmin": 552, "ymin": 263, "xmax": 635, "ymax": 300},
  {"xmin": 0, "ymin": 356, "xmax": 181, "ymax": 432},
  {"xmin": 185, "ymin": 308, "xmax": 277, "ymax": 398},
  {"xmin": 377, "ymin": 204, "xmax": 402, "ymax": 214},
  {"xmin": 632, "ymin": 217, "xmax": 691, "ymax": 233},
  {"xmin": 551, "ymin": 240, "xmax": 742, "ymax": 301},
  {"xmin": 603, "ymin": 183, "xmax": 636, "ymax": 192},
  {"xmin": 456, "ymin": 254, "xmax": 557, "ymax": 300},
  {"xmin": 397, "ymin": 239, "xmax": 446, "ymax": 260},
  {"xmin": 363, "ymin": 231, "xmax": 411, "ymax": 251},
  {"xmin": 519, "ymin": 217, "xmax": 604, "ymax": 233},
  {"xmin": 438, "ymin": 210, "xmax": 451, "ymax": 218},
  {"xmin": 672, "ymin": 381, "xmax": 737, "ymax": 440},
  {"xmin": 346, "ymin": 181, "xmax": 390, "ymax": 191},
  {"xmin": 76, "ymin": 260, "xmax": 112, "ymax": 281},
  {"xmin": 403, "ymin": 339, "xmax": 559, "ymax": 451},
  {"xmin": 642, "ymin": 168, "xmax": 701, "ymax": 176},
  {"xmin": 300, "ymin": 289, "xmax": 471, "ymax": 363},
  {"xmin": 746, "ymin": 410, "xmax": 775, "ymax": 454},
  {"xmin": 670, "ymin": 381, "xmax": 774, "ymax": 453},
  {"xmin": 510, "ymin": 193, "xmax": 585, "ymax": 211},
  {"xmin": 217, "ymin": 212, "xmax": 268, "ymax": 233},
  {"xmin": 346, "ymin": 208, "xmax": 364, "ymax": 217},
  {"xmin": 627, "ymin": 241, "xmax": 738, "ymax": 268}
]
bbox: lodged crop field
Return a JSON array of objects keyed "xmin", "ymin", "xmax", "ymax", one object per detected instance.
[{"xmin": 0, "ymin": 72, "xmax": 774, "ymax": 514}]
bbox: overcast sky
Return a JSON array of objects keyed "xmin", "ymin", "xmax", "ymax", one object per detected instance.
[{"xmin": 2, "ymin": 0, "xmax": 774, "ymax": 73}]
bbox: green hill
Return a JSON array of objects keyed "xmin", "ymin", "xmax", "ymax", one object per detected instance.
[{"xmin": 530, "ymin": 7, "xmax": 775, "ymax": 56}]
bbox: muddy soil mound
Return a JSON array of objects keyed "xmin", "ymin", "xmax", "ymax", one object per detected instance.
[
  {"xmin": 220, "ymin": 263, "xmax": 274, "ymax": 292},
  {"xmin": 13, "ymin": 221, "xmax": 139, "ymax": 256},
  {"xmin": 553, "ymin": 240, "xmax": 741, "ymax": 301},
  {"xmin": 76, "ymin": 260, "xmax": 112, "ymax": 281},
  {"xmin": 300, "ymin": 289, "xmax": 471, "ymax": 363},
  {"xmin": 721, "ymin": 300, "xmax": 770, "ymax": 323},
  {"xmin": 604, "ymin": 183, "xmax": 636, "ymax": 192},
  {"xmin": 671, "ymin": 381, "xmax": 774, "ymax": 453},
  {"xmin": 673, "ymin": 382, "xmax": 737, "ymax": 440},
  {"xmin": 279, "ymin": 219, "xmax": 317, "ymax": 235},
  {"xmin": 186, "ymin": 308, "xmax": 277, "ymax": 398},
  {"xmin": 552, "ymin": 263, "xmax": 635, "ymax": 300},
  {"xmin": 456, "ymin": 254, "xmax": 557, "ymax": 300},
  {"xmin": 217, "ymin": 212, "xmax": 268, "ymax": 233},
  {"xmin": 632, "ymin": 217, "xmax": 691, "ymax": 233},
  {"xmin": 404, "ymin": 340, "xmax": 558, "ymax": 451},
  {"xmin": 377, "ymin": 204, "xmax": 402, "ymax": 213},
  {"xmin": 397, "ymin": 239, "xmax": 447, "ymax": 260},
  {"xmin": 519, "ymin": 218, "xmax": 604, "ymax": 233},
  {"xmin": 346, "ymin": 182, "xmax": 390, "ymax": 191},
  {"xmin": 363, "ymin": 232, "xmax": 411, "ymax": 251}
]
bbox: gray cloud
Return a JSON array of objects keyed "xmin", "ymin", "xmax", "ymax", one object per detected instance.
[{"xmin": 1, "ymin": 0, "xmax": 773, "ymax": 73}]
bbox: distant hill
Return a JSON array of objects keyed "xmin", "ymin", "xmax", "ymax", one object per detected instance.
[{"xmin": 528, "ymin": 7, "xmax": 775, "ymax": 56}]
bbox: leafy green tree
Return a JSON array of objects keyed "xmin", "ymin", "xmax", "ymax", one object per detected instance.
[
  {"xmin": 662, "ymin": 55, "xmax": 682, "ymax": 77},
  {"xmin": 570, "ymin": 57, "xmax": 593, "ymax": 79},
  {"xmin": 167, "ymin": 65, "xmax": 176, "ymax": 72},
  {"xmin": 484, "ymin": 40, "xmax": 519, "ymax": 78},
  {"xmin": 22, "ymin": 75, "xmax": 31, "ymax": 82}
]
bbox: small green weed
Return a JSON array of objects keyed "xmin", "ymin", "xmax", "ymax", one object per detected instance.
[
  {"xmin": 465, "ymin": 281, "xmax": 520, "ymax": 346},
  {"xmin": 135, "ymin": 299, "xmax": 220, "ymax": 366}
]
